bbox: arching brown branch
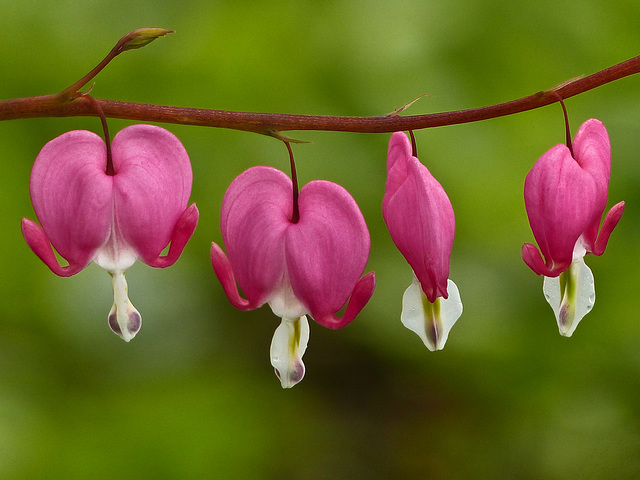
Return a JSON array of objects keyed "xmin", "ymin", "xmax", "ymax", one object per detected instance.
[{"xmin": 1, "ymin": 54, "xmax": 639, "ymax": 136}]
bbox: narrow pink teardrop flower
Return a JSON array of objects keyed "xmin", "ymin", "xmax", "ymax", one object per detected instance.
[
  {"xmin": 211, "ymin": 166, "xmax": 376, "ymax": 388},
  {"xmin": 521, "ymin": 118, "xmax": 624, "ymax": 336},
  {"xmin": 382, "ymin": 132, "xmax": 462, "ymax": 351},
  {"xmin": 22, "ymin": 124, "xmax": 199, "ymax": 341}
]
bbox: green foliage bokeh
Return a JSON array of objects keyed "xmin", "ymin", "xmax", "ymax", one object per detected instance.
[{"xmin": 1, "ymin": 1, "xmax": 640, "ymax": 478}]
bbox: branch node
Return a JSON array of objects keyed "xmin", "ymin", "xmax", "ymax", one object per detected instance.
[
  {"xmin": 543, "ymin": 75, "xmax": 586, "ymax": 95},
  {"xmin": 267, "ymin": 130, "xmax": 310, "ymax": 144}
]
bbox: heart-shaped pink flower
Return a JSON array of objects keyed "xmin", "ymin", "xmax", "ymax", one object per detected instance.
[
  {"xmin": 211, "ymin": 165, "xmax": 375, "ymax": 387},
  {"xmin": 521, "ymin": 118, "xmax": 624, "ymax": 336},
  {"xmin": 22, "ymin": 124, "xmax": 199, "ymax": 341},
  {"xmin": 522, "ymin": 119, "xmax": 624, "ymax": 277}
]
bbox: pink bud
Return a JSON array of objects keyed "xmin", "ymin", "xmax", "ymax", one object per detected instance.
[{"xmin": 382, "ymin": 131, "xmax": 455, "ymax": 303}]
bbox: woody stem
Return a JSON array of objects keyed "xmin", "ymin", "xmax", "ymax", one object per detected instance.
[{"xmin": 1, "ymin": 54, "xmax": 640, "ymax": 136}]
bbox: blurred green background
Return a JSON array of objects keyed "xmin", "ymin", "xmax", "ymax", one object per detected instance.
[{"xmin": 2, "ymin": 0, "xmax": 640, "ymax": 478}]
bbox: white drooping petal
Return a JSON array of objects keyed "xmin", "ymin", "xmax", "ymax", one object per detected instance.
[
  {"xmin": 270, "ymin": 315, "xmax": 310, "ymax": 389},
  {"xmin": 401, "ymin": 276, "xmax": 463, "ymax": 351},
  {"xmin": 108, "ymin": 271, "xmax": 142, "ymax": 342},
  {"xmin": 543, "ymin": 255, "xmax": 595, "ymax": 337}
]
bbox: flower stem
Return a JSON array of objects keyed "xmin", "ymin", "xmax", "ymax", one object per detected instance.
[
  {"xmin": 409, "ymin": 130, "xmax": 418, "ymax": 157},
  {"xmin": 553, "ymin": 93, "xmax": 573, "ymax": 156},
  {"xmin": 83, "ymin": 95, "xmax": 115, "ymax": 175},
  {"xmin": 284, "ymin": 141, "xmax": 300, "ymax": 224}
]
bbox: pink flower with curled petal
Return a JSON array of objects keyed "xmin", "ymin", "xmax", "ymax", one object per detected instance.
[
  {"xmin": 22, "ymin": 124, "xmax": 199, "ymax": 342},
  {"xmin": 383, "ymin": 131, "xmax": 462, "ymax": 351},
  {"xmin": 211, "ymin": 166, "xmax": 375, "ymax": 388},
  {"xmin": 521, "ymin": 118, "xmax": 624, "ymax": 336}
]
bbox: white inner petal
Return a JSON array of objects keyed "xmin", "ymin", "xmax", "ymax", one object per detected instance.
[
  {"xmin": 270, "ymin": 315, "xmax": 310, "ymax": 389},
  {"xmin": 93, "ymin": 214, "xmax": 138, "ymax": 272},
  {"xmin": 267, "ymin": 273, "xmax": 308, "ymax": 319},
  {"xmin": 401, "ymin": 276, "xmax": 463, "ymax": 351}
]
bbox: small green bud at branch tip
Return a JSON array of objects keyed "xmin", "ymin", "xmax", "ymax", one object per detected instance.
[{"xmin": 119, "ymin": 28, "xmax": 175, "ymax": 53}]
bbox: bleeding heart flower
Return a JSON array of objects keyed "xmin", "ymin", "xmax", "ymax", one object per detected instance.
[
  {"xmin": 211, "ymin": 165, "xmax": 375, "ymax": 388},
  {"xmin": 521, "ymin": 118, "xmax": 624, "ymax": 336},
  {"xmin": 22, "ymin": 124, "xmax": 199, "ymax": 341},
  {"xmin": 383, "ymin": 131, "xmax": 462, "ymax": 351}
]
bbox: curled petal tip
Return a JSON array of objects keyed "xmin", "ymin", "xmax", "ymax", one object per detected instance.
[
  {"xmin": 21, "ymin": 218, "xmax": 86, "ymax": 277},
  {"xmin": 145, "ymin": 203, "xmax": 199, "ymax": 268},
  {"xmin": 592, "ymin": 201, "xmax": 625, "ymax": 256},
  {"xmin": 521, "ymin": 243, "xmax": 546, "ymax": 276},
  {"xmin": 313, "ymin": 271, "xmax": 376, "ymax": 330},
  {"xmin": 210, "ymin": 242, "xmax": 252, "ymax": 310},
  {"xmin": 521, "ymin": 243, "xmax": 567, "ymax": 278},
  {"xmin": 343, "ymin": 271, "xmax": 377, "ymax": 320}
]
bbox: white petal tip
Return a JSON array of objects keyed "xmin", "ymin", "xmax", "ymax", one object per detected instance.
[
  {"xmin": 108, "ymin": 271, "xmax": 142, "ymax": 342},
  {"xmin": 273, "ymin": 364, "xmax": 305, "ymax": 389},
  {"xmin": 108, "ymin": 308, "xmax": 141, "ymax": 342}
]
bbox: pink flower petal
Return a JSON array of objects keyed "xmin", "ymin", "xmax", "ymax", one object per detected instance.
[
  {"xmin": 145, "ymin": 203, "xmax": 199, "ymax": 268},
  {"xmin": 286, "ymin": 180, "xmax": 372, "ymax": 326},
  {"xmin": 520, "ymin": 242, "xmax": 568, "ymax": 277},
  {"xmin": 591, "ymin": 201, "xmax": 625, "ymax": 256},
  {"xmin": 219, "ymin": 166, "xmax": 291, "ymax": 307},
  {"xmin": 21, "ymin": 218, "xmax": 86, "ymax": 276},
  {"xmin": 27, "ymin": 130, "xmax": 113, "ymax": 273},
  {"xmin": 111, "ymin": 125, "xmax": 194, "ymax": 264},
  {"xmin": 210, "ymin": 241, "xmax": 252, "ymax": 310},
  {"xmin": 573, "ymin": 118, "xmax": 611, "ymax": 192},
  {"xmin": 523, "ymin": 143, "xmax": 599, "ymax": 276},
  {"xmin": 383, "ymin": 132, "xmax": 454, "ymax": 302},
  {"xmin": 572, "ymin": 119, "xmax": 613, "ymax": 251},
  {"xmin": 312, "ymin": 271, "xmax": 376, "ymax": 329}
]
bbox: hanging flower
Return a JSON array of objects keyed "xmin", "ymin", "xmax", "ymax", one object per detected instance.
[
  {"xmin": 211, "ymin": 165, "xmax": 375, "ymax": 388},
  {"xmin": 521, "ymin": 118, "xmax": 624, "ymax": 336},
  {"xmin": 382, "ymin": 131, "xmax": 462, "ymax": 351},
  {"xmin": 22, "ymin": 124, "xmax": 199, "ymax": 341}
]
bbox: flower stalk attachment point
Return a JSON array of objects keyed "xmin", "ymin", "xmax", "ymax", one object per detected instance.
[
  {"xmin": 22, "ymin": 124, "xmax": 198, "ymax": 341},
  {"xmin": 211, "ymin": 161, "xmax": 375, "ymax": 388},
  {"xmin": 383, "ymin": 132, "xmax": 462, "ymax": 351},
  {"xmin": 522, "ymin": 116, "xmax": 624, "ymax": 336}
]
